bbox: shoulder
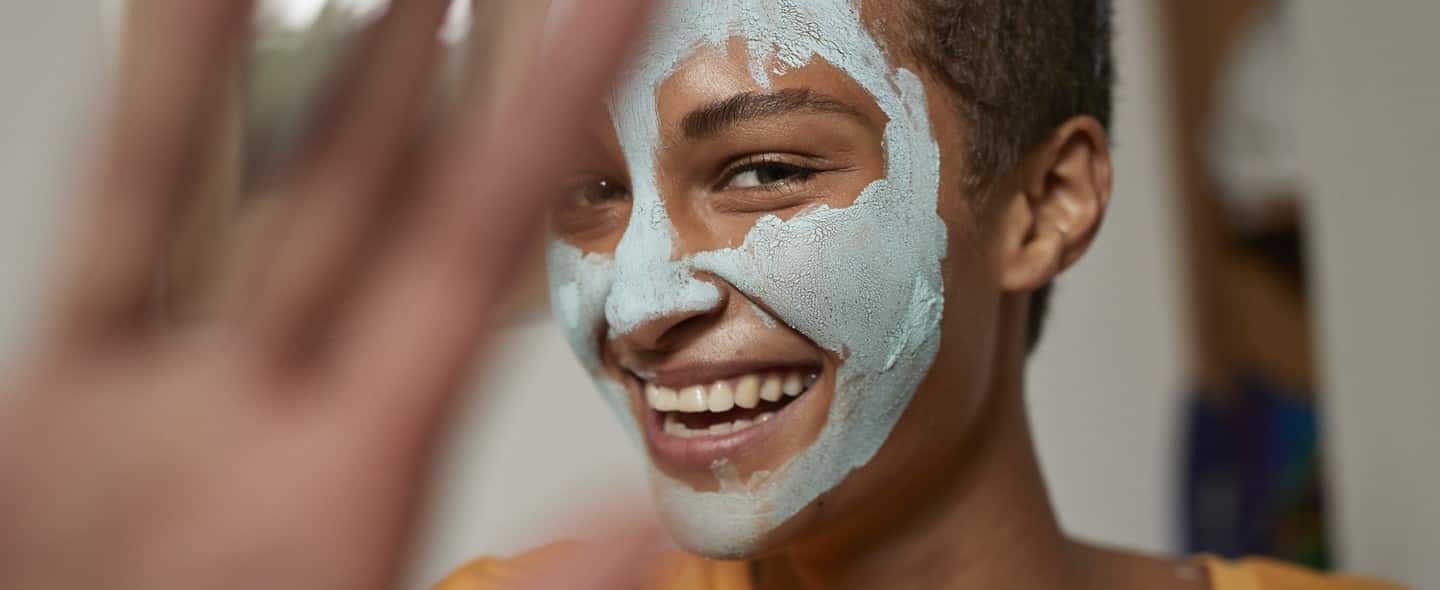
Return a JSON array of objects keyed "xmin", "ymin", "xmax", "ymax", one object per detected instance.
[{"xmin": 1198, "ymin": 556, "xmax": 1413, "ymax": 590}]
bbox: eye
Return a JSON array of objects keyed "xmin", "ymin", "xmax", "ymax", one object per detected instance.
[
  {"xmin": 570, "ymin": 178, "xmax": 630, "ymax": 207},
  {"xmin": 552, "ymin": 177, "xmax": 630, "ymax": 244},
  {"xmin": 722, "ymin": 160, "xmax": 816, "ymax": 190}
]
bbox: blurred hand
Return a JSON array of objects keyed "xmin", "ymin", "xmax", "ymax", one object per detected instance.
[{"xmin": 0, "ymin": 1, "xmax": 654, "ymax": 588}]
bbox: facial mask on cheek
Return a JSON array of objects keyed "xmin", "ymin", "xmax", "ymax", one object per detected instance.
[{"xmin": 546, "ymin": 0, "xmax": 946, "ymax": 558}]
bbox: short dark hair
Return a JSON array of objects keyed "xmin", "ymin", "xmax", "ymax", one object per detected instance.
[{"xmin": 899, "ymin": 0, "xmax": 1115, "ymax": 353}]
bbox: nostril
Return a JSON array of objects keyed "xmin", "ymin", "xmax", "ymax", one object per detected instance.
[
  {"xmin": 603, "ymin": 284, "xmax": 723, "ymax": 342},
  {"xmin": 606, "ymin": 279, "xmax": 727, "ymax": 350},
  {"xmin": 655, "ymin": 313, "xmax": 717, "ymax": 348}
]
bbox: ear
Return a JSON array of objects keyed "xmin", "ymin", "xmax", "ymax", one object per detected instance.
[{"xmin": 995, "ymin": 117, "xmax": 1113, "ymax": 293}]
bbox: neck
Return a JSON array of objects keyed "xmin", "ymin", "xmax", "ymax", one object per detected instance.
[{"xmin": 752, "ymin": 353, "xmax": 1078, "ymax": 589}]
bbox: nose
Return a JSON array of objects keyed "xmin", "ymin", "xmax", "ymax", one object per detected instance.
[
  {"xmin": 609, "ymin": 279, "xmax": 725, "ymax": 351},
  {"xmin": 604, "ymin": 253, "xmax": 726, "ymax": 352},
  {"xmin": 604, "ymin": 194, "xmax": 725, "ymax": 352}
]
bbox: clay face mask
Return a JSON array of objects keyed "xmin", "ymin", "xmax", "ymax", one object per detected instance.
[{"xmin": 547, "ymin": 0, "xmax": 946, "ymax": 557}]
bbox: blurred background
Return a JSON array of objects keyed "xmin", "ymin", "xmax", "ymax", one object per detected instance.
[{"xmin": 0, "ymin": 1, "xmax": 1435, "ymax": 588}]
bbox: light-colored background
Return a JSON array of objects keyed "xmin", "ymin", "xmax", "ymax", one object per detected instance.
[{"xmin": 0, "ymin": 2, "xmax": 1434, "ymax": 589}]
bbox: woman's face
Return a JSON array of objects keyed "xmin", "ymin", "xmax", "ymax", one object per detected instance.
[{"xmin": 546, "ymin": 0, "xmax": 1003, "ymax": 558}]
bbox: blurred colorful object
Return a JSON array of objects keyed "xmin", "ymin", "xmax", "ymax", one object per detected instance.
[
  {"xmin": 1184, "ymin": 372, "xmax": 1330, "ymax": 567},
  {"xmin": 1162, "ymin": 0, "xmax": 1332, "ymax": 568}
]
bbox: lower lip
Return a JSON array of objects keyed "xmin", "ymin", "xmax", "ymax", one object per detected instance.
[{"xmin": 641, "ymin": 385, "xmax": 818, "ymax": 472}]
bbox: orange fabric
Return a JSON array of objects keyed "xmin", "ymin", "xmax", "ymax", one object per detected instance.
[
  {"xmin": 431, "ymin": 544, "xmax": 752, "ymax": 590},
  {"xmin": 1194, "ymin": 555, "xmax": 1409, "ymax": 590},
  {"xmin": 435, "ymin": 547, "xmax": 1410, "ymax": 590}
]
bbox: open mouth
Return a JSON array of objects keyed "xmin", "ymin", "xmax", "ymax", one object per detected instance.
[{"xmin": 642, "ymin": 369, "xmax": 821, "ymax": 438}]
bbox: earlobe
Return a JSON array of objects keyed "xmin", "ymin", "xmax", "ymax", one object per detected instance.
[{"xmin": 997, "ymin": 116, "xmax": 1112, "ymax": 293}]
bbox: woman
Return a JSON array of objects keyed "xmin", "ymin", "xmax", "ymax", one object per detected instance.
[{"xmin": 0, "ymin": 1, "xmax": 1409, "ymax": 589}]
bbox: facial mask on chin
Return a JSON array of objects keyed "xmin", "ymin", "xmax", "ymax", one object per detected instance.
[{"xmin": 547, "ymin": 0, "xmax": 947, "ymax": 558}]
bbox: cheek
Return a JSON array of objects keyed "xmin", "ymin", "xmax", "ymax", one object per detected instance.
[
  {"xmin": 545, "ymin": 240, "xmax": 617, "ymax": 373},
  {"xmin": 692, "ymin": 202, "xmax": 925, "ymax": 366},
  {"xmin": 938, "ymin": 211, "xmax": 1007, "ymax": 348},
  {"xmin": 929, "ymin": 180, "xmax": 1007, "ymax": 393},
  {"xmin": 926, "ymin": 243, "xmax": 1005, "ymax": 412}
]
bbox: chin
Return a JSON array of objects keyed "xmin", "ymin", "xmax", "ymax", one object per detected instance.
[{"xmin": 649, "ymin": 472, "xmax": 801, "ymax": 560}]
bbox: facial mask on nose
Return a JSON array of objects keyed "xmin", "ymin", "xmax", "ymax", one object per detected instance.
[{"xmin": 546, "ymin": 0, "xmax": 947, "ymax": 557}]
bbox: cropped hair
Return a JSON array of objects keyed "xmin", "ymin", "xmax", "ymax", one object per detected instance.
[{"xmin": 901, "ymin": 0, "xmax": 1116, "ymax": 352}]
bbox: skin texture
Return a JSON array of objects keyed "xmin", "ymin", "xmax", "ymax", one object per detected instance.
[
  {"xmin": 550, "ymin": 1, "xmax": 1210, "ymax": 588},
  {"xmin": 0, "ymin": 1, "xmax": 663, "ymax": 589}
]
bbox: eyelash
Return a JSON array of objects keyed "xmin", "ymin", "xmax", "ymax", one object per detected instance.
[
  {"xmin": 562, "ymin": 154, "xmax": 824, "ymax": 212},
  {"xmin": 717, "ymin": 155, "xmax": 820, "ymax": 193}
]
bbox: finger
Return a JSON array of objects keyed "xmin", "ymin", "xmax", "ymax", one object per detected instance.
[
  {"xmin": 239, "ymin": 0, "xmax": 452, "ymax": 352},
  {"xmin": 465, "ymin": 0, "xmax": 553, "ymax": 128},
  {"xmin": 53, "ymin": 0, "xmax": 255, "ymax": 344},
  {"xmin": 335, "ymin": 0, "xmax": 655, "ymax": 429}
]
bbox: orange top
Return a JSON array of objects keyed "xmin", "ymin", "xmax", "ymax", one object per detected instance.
[
  {"xmin": 435, "ymin": 546, "xmax": 1410, "ymax": 590},
  {"xmin": 1192, "ymin": 555, "xmax": 1410, "ymax": 590}
]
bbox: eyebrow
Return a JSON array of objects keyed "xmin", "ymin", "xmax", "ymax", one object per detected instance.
[{"xmin": 680, "ymin": 88, "xmax": 869, "ymax": 139}]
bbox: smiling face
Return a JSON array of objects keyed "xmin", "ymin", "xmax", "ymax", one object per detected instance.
[{"xmin": 546, "ymin": 0, "xmax": 1007, "ymax": 558}]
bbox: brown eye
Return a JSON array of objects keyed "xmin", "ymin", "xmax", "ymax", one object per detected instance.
[
  {"xmin": 553, "ymin": 177, "xmax": 631, "ymax": 246},
  {"xmin": 571, "ymin": 179, "xmax": 630, "ymax": 207},
  {"xmin": 722, "ymin": 161, "xmax": 816, "ymax": 190}
]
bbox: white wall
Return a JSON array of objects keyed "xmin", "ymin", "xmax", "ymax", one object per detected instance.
[
  {"xmin": 0, "ymin": 2, "xmax": 102, "ymax": 365},
  {"xmin": 1295, "ymin": 2, "xmax": 1440, "ymax": 587}
]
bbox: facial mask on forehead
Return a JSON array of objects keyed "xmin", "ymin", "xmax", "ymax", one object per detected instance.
[{"xmin": 546, "ymin": 0, "xmax": 946, "ymax": 557}]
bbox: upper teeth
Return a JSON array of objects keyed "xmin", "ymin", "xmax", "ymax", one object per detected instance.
[{"xmin": 645, "ymin": 371, "xmax": 814, "ymax": 413}]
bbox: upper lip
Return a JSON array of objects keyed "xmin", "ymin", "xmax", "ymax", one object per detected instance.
[{"xmin": 627, "ymin": 360, "xmax": 822, "ymax": 389}]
